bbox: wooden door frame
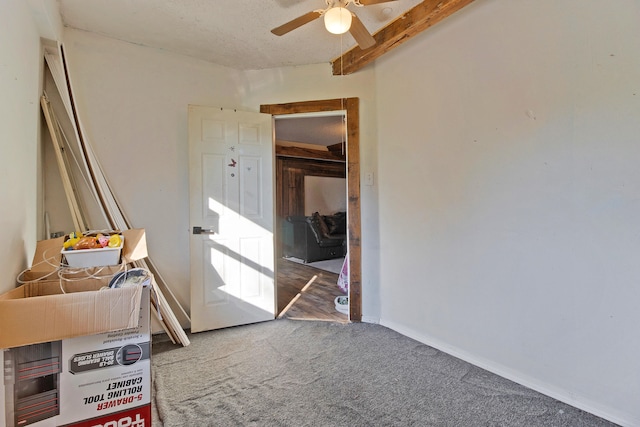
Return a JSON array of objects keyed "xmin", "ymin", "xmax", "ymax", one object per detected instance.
[{"xmin": 261, "ymin": 98, "xmax": 362, "ymax": 321}]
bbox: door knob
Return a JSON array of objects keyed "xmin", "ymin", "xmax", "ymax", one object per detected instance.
[{"xmin": 193, "ymin": 226, "xmax": 216, "ymax": 235}]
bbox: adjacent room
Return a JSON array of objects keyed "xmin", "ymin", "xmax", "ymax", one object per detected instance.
[
  {"xmin": 275, "ymin": 114, "xmax": 350, "ymax": 321},
  {"xmin": 2, "ymin": 0, "xmax": 639, "ymax": 425}
]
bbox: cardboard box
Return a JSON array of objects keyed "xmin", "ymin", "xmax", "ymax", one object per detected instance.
[
  {"xmin": 1, "ymin": 287, "xmax": 152, "ymax": 427},
  {"xmin": 0, "ymin": 229, "xmax": 149, "ymax": 349},
  {"xmin": 0, "ymin": 229, "xmax": 152, "ymax": 426},
  {"xmin": 0, "ymin": 280, "xmax": 143, "ymax": 349}
]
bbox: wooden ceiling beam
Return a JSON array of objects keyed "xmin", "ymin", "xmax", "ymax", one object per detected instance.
[
  {"xmin": 276, "ymin": 145, "xmax": 345, "ymax": 162},
  {"xmin": 331, "ymin": 0, "xmax": 476, "ymax": 75}
]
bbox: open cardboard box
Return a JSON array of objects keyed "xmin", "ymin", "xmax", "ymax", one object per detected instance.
[
  {"xmin": 0, "ymin": 229, "xmax": 148, "ymax": 349},
  {"xmin": 0, "ymin": 286, "xmax": 152, "ymax": 427}
]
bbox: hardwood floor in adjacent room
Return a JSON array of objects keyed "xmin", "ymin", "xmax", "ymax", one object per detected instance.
[{"xmin": 277, "ymin": 258, "xmax": 348, "ymax": 323}]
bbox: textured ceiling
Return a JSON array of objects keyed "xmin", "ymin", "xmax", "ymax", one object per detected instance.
[
  {"xmin": 57, "ymin": 0, "xmax": 424, "ymax": 146},
  {"xmin": 57, "ymin": 0, "xmax": 423, "ymax": 70}
]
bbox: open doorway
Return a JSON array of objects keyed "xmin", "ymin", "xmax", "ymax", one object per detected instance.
[
  {"xmin": 261, "ymin": 98, "xmax": 362, "ymax": 322},
  {"xmin": 274, "ymin": 113, "xmax": 348, "ymax": 322}
]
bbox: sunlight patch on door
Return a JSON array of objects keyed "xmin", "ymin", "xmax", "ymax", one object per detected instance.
[
  {"xmin": 239, "ymin": 237, "xmax": 263, "ymax": 298},
  {"xmin": 204, "ymin": 239, "xmax": 228, "ymax": 305}
]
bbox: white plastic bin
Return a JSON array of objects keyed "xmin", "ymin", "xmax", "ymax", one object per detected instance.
[{"xmin": 61, "ymin": 236, "xmax": 124, "ymax": 268}]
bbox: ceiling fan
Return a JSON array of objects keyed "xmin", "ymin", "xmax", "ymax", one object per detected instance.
[{"xmin": 271, "ymin": 0, "xmax": 398, "ymax": 50}]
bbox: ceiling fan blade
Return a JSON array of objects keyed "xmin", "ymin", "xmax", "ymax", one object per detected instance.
[
  {"xmin": 357, "ymin": 0, "xmax": 398, "ymax": 5},
  {"xmin": 349, "ymin": 14, "xmax": 376, "ymax": 49},
  {"xmin": 271, "ymin": 11, "xmax": 322, "ymax": 36}
]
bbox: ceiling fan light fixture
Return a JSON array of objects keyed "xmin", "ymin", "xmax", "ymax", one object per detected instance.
[{"xmin": 324, "ymin": 7, "xmax": 352, "ymax": 35}]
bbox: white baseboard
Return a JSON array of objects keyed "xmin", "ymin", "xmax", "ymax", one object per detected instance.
[
  {"xmin": 380, "ymin": 318, "xmax": 635, "ymax": 427},
  {"xmin": 361, "ymin": 315, "xmax": 380, "ymax": 324}
]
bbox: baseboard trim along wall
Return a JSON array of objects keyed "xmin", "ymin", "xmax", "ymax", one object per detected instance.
[
  {"xmin": 380, "ymin": 319, "xmax": 633, "ymax": 427},
  {"xmin": 361, "ymin": 315, "xmax": 380, "ymax": 324}
]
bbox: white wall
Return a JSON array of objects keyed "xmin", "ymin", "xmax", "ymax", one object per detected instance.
[
  {"xmin": 27, "ymin": 0, "xmax": 64, "ymax": 41},
  {"xmin": 62, "ymin": 31, "xmax": 381, "ymax": 322},
  {"xmin": 375, "ymin": 0, "xmax": 640, "ymax": 425},
  {"xmin": 304, "ymin": 176, "xmax": 347, "ymax": 216},
  {"xmin": 0, "ymin": 1, "xmax": 45, "ymax": 293}
]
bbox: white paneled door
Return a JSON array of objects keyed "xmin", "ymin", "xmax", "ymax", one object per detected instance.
[{"xmin": 188, "ymin": 106, "xmax": 275, "ymax": 333}]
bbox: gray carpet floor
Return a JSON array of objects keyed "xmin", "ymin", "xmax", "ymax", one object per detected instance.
[{"xmin": 152, "ymin": 319, "xmax": 617, "ymax": 426}]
